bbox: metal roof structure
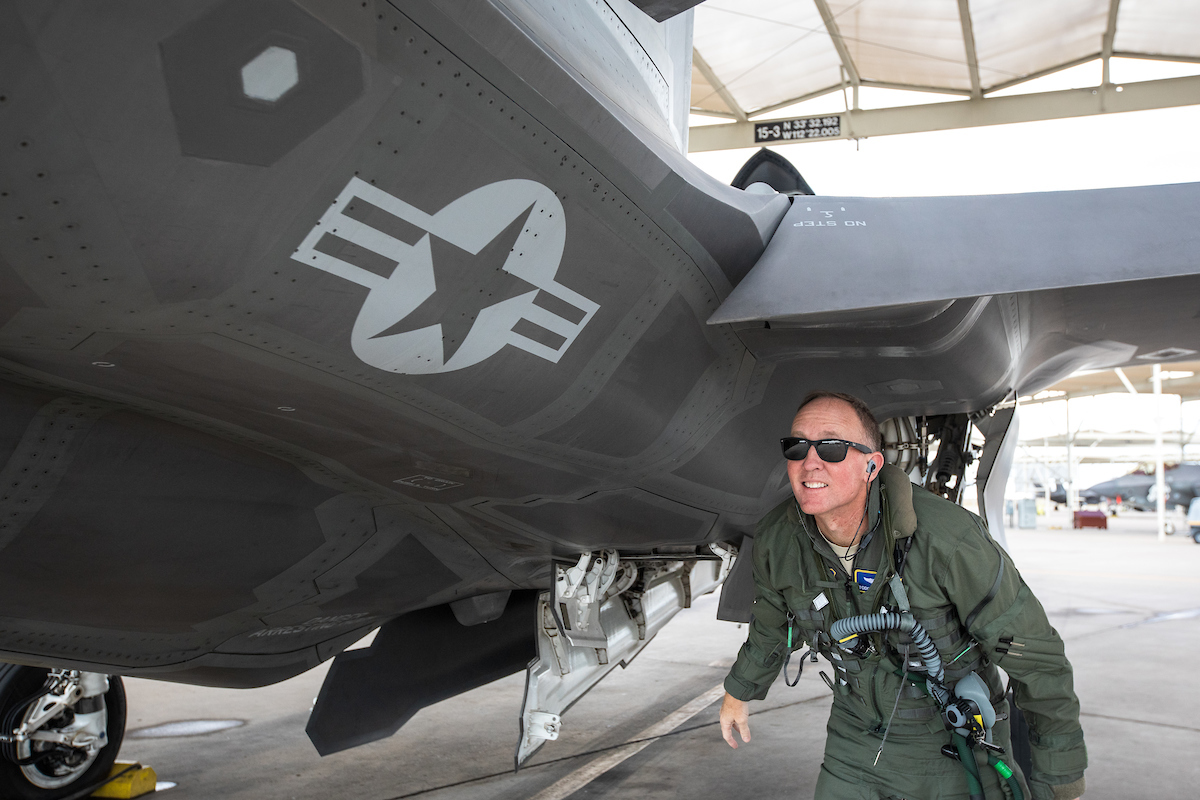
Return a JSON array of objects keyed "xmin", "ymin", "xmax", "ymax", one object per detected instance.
[
  {"xmin": 1022, "ymin": 360, "xmax": 1200, "ymax": 403},
  {"xmin": 1015, "ymin": 362, "xmax": 1200, "ymax": 465},
  {"xmin": 689, "ymin": 0, "xmax": 1200, "ymax": 151}
]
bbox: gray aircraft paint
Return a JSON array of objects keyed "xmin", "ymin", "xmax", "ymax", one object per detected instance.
[
  {"xmin": 1081, "ymin": 463, "xmax": 1200, "ymax": 509},
  {"xmin": 0, "ymin": 0, "xmax": 779, "ymax": 683},
  {"xmin": 710, "ymin": 186, "xmax": 1200, "ymax": 324},
  {"xmin": 1, "ymin": 0, "xmax": 1199, "ymax": 724}
]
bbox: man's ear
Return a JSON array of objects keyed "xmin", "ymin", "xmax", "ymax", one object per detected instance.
[{"xmin": 866, "ymin": 457, "xmax": 882, "ymax": 481}]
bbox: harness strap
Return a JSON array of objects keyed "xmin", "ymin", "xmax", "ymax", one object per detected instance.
[
  {"xmin": 917, "ymin": 608, "xmax": 958, "ymax": 630},
  {"xmin": 888, "ymin": 574, "xmax": 911, "ymax": 613},
  {"xmin": 895, "ymin": 706, "xmax": 939, "ymax": 721},
  {"xmin": 945, "ymin": 662, "xmax": 985, "ymax": 682},
  {"xmin": 932, "ymin": 630, "xmax": 972, "ymax": 652}
]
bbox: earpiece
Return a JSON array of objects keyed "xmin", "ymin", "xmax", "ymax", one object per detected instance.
[{"xmin": 866, "ymin": 461, "xmax": 877, "ymax": 476}]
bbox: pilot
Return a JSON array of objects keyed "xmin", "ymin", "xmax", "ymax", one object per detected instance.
[{"xmin": 718, "ymin": 391, "xmax": 1086, "ymax": 800}]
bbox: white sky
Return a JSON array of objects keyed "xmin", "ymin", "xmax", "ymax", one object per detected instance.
[{"xmin": 685, "ymin": 57, "xmax": 1200, "ymax": 490}]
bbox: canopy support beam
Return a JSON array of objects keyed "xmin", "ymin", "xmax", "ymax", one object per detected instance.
[
  {"xmin": 1102, "ymin": 0, "xmax": 1122, "ymax": 86},
  {"xmin": 689, "ymin": 74, "xmax": 1200, "ymax": 152},
  {"xmin": 692, "ymin": 47, "xmax": 748, "ymax": 122},
  {"xmin": 813, "ymin": 0, "xmax": 861, "ymax": 109},
  {"xmin": 957, "ymin": 0, "xmax": 982, "ymax": 99}
]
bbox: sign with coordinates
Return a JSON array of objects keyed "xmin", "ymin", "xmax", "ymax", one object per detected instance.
[{"xmin": 754, "ymin": 115, "xmax": 842, "ymax": 143}]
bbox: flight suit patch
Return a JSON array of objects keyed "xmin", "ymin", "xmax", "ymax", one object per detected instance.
[{"xmin": 854, "ymin": 569, "xmax": 877, "ymax": 592}]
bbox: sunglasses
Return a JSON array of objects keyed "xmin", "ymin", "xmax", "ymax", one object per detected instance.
[{"xmin": 780, "ymin": 437, "xmax": 874, "ymax": 462}]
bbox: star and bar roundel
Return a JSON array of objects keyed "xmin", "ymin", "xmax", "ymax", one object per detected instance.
[{"xmin": 292, "ymin": 177, "xmax": 599, "ymax": 374}]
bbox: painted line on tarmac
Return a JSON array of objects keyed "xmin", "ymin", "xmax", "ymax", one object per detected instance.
[
  {"xmin": 527, "ymin": 683, "xmax": 726, "ymax": 800},
  {"xmin": 383, "ymin": 690, "xmax": 830, "ymax": 799},
  {"xmin": 1120, "ymin": 607, "xmax": 1200, "ymax": 627}
]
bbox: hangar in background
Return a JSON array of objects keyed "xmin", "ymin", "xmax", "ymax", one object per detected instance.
[{"xmin": 686, "ymin": 0, "xmax": 1200, "ymax": 149}]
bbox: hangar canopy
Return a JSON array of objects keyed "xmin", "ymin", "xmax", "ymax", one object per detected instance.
[{"xmin": 689, "ymin": 0, "xmax": 1200, "ymax": 150}]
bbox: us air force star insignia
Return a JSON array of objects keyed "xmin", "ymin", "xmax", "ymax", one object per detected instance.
[{"xmin": 291, "ymin": 177, "xmax": 599, "ymax": 374}]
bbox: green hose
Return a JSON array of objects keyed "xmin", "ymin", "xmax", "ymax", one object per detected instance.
[
  {"xmin": 988, "ymin": 752, "xmax": 1024, "ymax": 800},
  {"xmin": 952, "ymin": 732, "xmax": 985, "ymax": 800}
]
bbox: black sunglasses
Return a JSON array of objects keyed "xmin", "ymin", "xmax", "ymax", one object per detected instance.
[{"xmin": 780, "ymin": 437, "xmax": 874, "ymax": 462}]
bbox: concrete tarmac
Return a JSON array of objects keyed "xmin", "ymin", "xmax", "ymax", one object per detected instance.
[{"xmin": 118, "ymin": 507, "xmax": 1200, "ymax": 799}]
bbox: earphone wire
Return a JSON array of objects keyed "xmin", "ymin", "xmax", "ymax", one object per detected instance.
[
  {"xmin": 839, "ymin": 460, "xmax": 878, "ymax": 567},
  {"xmin": 839, "ymin": 494, "xmax": 869, "ymax": 571}
]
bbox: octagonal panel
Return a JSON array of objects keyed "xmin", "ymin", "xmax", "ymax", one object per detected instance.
[
  {"xmin": 241, "ymin": 45, "xmax": 299, "ymax": 102},
  {"xmin": 160, "ymin": 0, "xmax": 363, "ymax": 166}
]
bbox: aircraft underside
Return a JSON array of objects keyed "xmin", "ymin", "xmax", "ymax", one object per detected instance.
[{"xmin": 2, "ymin": 0, "xmax": 1200, "ymax": 794}]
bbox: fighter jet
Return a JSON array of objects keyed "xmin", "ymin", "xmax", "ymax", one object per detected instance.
[
  {"xmin": 3, "ymin": 2, "xmax": 1200, "ymax": 797},
  {"xmin": 1081, "ymin": 463, "xmax": 1200, "ymax": 510},
  {"xmin": 1044, "ymin": 481, "xmax": 1073, "ymax": 507},
  {"xmin": 1078, "ymin": 472, "xmax": 1155, "ymax": 509},
  {"xmin": 1033, "ymin": 478, "xmax": 1109, "ymax": 508},
  {"xmin": 1162, "ymin": 463, "xmax": 1200, "ymax": 509}
]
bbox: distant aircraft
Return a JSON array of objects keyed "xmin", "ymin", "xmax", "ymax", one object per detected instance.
[
  {"xmin": 3, "ymin": 2, "xmax": 1200, "ymax": 797},
  {"xmin": 1045, "ymin": 481, "xmax": 1071, "ymax": 506},
  {"xmin": 1037, "ymin": 480, "xmax": 1101, "ymax": 507},
  {"xmin": 1078, "ymin": 473, "xmax": 1155, "ymax": 509},
  {"xmin": 1080, "ymin": 464, "xmax": 1200, "ymax": 510}
]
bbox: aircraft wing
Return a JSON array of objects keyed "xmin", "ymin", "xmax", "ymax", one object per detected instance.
[
  {"xmin": 708, "ymin": 181, "xmax": 1200, "ymax": 402},
  {"xmin": 711, "ymin": 184, "xmax": 1200, "ymax": 323}
]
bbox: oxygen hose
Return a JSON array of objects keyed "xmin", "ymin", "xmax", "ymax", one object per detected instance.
[
  {"xmin": 829, "ymin": 612, "xmax": 948, "ymax": 704},
  {"xmin": 829, "ymin": 615, "xmax": 1026, "ymax": 800},
  {"xmin": 944, "ymin": 735, "xmax": 1026, "ymax": 800},
  {"xmin": 989, "ymin": 751, "xmax": 1025, "ymax": 800},
  {"xmin": 953, "ymin": 732, "xmax": 986, "ymax": 800}
]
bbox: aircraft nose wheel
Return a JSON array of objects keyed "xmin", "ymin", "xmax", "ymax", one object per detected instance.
[
  {"xmin": 1192, "ymin": 528, "xmax": 1200, "ymax": 544},
  {"xmin": 0, "ymin": 665, "xmax": 126, "ymax": 800}
]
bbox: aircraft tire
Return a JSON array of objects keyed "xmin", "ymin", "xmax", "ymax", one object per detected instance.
[
  {"xmin": 0, "ymin": 665, "xmax": 126, "ymax": 800},
  {"xmin": 1192, "ymin": 529, "xmax": 1200, "ymax": 544}
]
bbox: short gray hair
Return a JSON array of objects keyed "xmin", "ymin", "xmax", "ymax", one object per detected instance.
[{"xmin": 795, "ymin": 391, "xmax": 883, "ymax": 452}]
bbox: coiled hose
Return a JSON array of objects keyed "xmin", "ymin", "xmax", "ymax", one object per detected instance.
[
  {"xmin": 829, "ymin": 613, "xmax": 948, "ymax": 705},
  {"xmin": 831, "ymin": 615, "xmax": 1023, "ymax": 800}
]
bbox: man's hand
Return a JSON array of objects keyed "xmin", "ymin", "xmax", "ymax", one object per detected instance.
[{"xmin": 719, "ymin": 692, "xmax": 751, "ymax": 749}]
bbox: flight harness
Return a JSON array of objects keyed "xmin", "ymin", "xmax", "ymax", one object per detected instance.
[{"xmin": 782, "ymin": 533, "xmax": 1024, "ymax": 800}]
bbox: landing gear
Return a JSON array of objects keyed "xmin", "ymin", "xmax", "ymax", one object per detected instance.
[
  {"xmin": 1192, "ymin": 528, "xmax": 1200, "ymax": 544},
  {"xmin": 0, "ymin": 665, "xmax": 126, "ymax": 800}
]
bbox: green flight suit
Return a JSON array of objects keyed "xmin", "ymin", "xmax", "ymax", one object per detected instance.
[{"xmin": 725, "ymin": 465, "xmax": 1086, "ymax": 800}]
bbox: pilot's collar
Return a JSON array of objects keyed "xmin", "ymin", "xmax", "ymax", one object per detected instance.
[{"xmin": 793, "ymin": 476, "xmax": 883, "ymax": 545}]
